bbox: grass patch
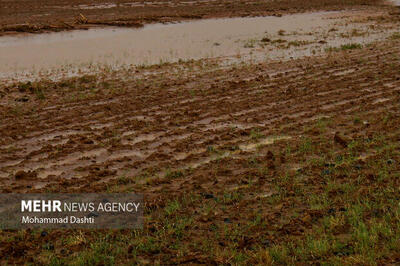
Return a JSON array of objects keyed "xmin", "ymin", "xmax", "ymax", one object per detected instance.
[
  {"xmin": 326, "ymin": 43, "xmax": 363, "ymax": 52},
  {"xmin": 390, "ymin": 32, "xmax": 400, "ymax": 40}
]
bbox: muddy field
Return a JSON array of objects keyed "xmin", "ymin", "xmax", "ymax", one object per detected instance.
[
  {"xmin": 0, "ymin": 0, "xmax": 385, "ymax": 35},
  {"xmin": 1, "ymin": 0, "xmax": 400, "ymax": 265}
]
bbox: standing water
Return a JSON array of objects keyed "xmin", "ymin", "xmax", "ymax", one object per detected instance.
[{"xmin": 0, "ymin": 10, "xmax": 397, "ymax": 81}]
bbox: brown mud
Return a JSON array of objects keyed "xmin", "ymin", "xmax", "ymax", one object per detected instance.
[
  {"xmin": 0, "ymin": 0, "xmax": 386, "ymax": 36},
  {"xmin": 1, "ymin": 7, "xmax": 399, "ymax": 83},
  {"xmin": 1, "ymin": 39, "xmax": 400, "ymax": 192},
  {"xmin": 1, "ymin": 1, "xmax": 400, "ymax": 264},
  {"xmin": 1, "ymin": 35, "xmax": 400, "ymax": 263}
]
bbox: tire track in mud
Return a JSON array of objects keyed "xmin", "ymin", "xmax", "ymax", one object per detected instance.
[{"xmin": 1, "ymin": 43, "xmax": 400, "ymax": 191}]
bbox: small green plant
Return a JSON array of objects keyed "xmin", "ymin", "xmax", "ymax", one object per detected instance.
[
  {"xmin": 17, "ymin": 81, "xmax": 33, "ymax": 92},
  {"xmin": 34, "ymin": 88, "xmax": 46, "ymax": 100},
  {"xmin": 164, "ymin": 200, "xmax": 181, "ymax": 216},
  {"xmin": 390, "ymin": 32, "xmax": 400, "ymax": 40},
  {"xmin": 340, "ymin": 43, "xmax": 362, "ymax": 50},
  {"xmin": 250, "ymin": 129, "xmax": 264, "ymax": 140},
  {"xmin": 189, "ymin": 89, "xmax": 196, "ymax": 97},
  {"xmin": 165, "ymin": 169, "xmax": 184, "ymax": 179},
  {"xmin": 117, "ymin": 175, "xmax": 131, "ymax": 185},
  {"xmin": 220, "ymin": 192, "xmax": 242, "ymax": 204},
  {"xmin": 315, "ymin": 117, "xmax": 330, "ymax": 132},
  {"xmin": 325, "ymin": 43, "xmax": 362, "ymax": 52},
  {"xmin": 78, "ymin": 75, "xmax": 96, "ymax": 83},
  {"xmin": 299, "ymin": 137, "xmax": 313, "ymax": 154},
  {"xmin": 207, "ymin": 145, "xmax": 216, "ymax": 153}
]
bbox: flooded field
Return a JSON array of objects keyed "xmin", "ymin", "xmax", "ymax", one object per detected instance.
[
  {"xmin": 1, "ymin": 0, "xmax": 400, "ymax": 265},
  {"xmin": 1, "ymin": 9, "xmax": 398, "ymax": 81},
  {"xmin": 0, "ymin": 0, "xmax": 383, "ymax": 35}
]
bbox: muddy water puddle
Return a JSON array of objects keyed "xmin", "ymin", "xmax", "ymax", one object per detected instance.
[
  {"xmin": 392, "ymin": 0, "xmax": 400, "ymax": 6},
  {"xmin": 1, "ymin": 10, "xmax": 397, "ymax": 81},
  {"xmin": 239, "ymin": 136, "xmax": 292, "ymax": 152}
]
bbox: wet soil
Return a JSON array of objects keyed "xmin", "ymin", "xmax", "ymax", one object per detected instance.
[
  {"xmin": 1, "ymin": 7, "xmax": 399, "ymax": 82},
  {"xmin": 0, "ymin": 0, "xmax": 385, "ymax": 36},
  {"xmin": 1, "ymin": 1, "xmax": 400, "ymax": 264},
  {"xmin": 1, "ymin": 37, "xmax": 399, "ymax": 191},
  {"xmin": 1, "ymin": 37, "xmax": 400, "ymax": 263}
]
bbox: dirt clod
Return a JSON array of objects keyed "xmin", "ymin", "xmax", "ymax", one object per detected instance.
[
  {"xmin": 334, "ymin": 132, "xmax": 348, "ymax": 148},
  {"xmin": 14, "ymin": 170, "xmax": 37, "ymax": 180}
]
